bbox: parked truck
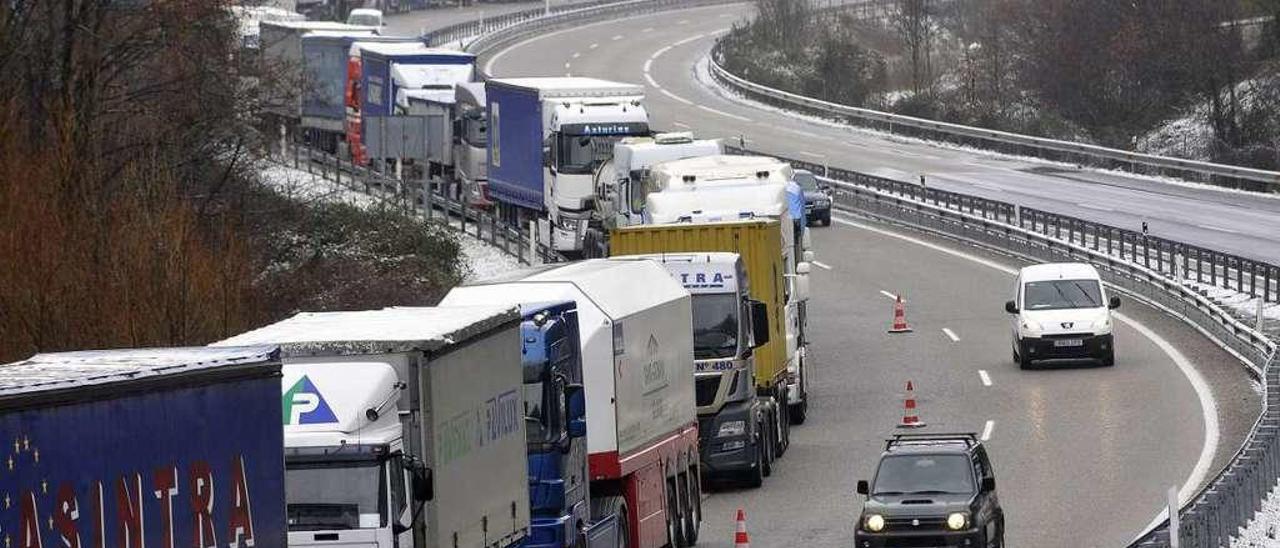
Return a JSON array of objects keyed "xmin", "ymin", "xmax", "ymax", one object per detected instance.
[
  {"xmin": 611, "ymin": 224, "xmax": 798, "ymax": 488},
  {"xmin": 260, "ymin": 20, "xmax": 379, "ymax": 142},
  {"xmin": 641, "ymin": 155, "xmax": 814, "ymax": 424},
  {"xmin": 0, "ymin": 346, "xmax": 286, "ymax": 548},
  {"xmin": 485, "ymin": 78, "xmax": 650, "ymax": 256},
  {"xmin": 301, "ymin": 34, "xmax": 421, "ymax": 154},
  {"xmin": 440, "ymin": 259, "xmax": 701, "ymax": 548},
  {"xmin": 345, "ymin": 42, "xmax": 475, "ymax": 167},
  {"xmin": 583, "ymin": 132, "xmax": 722, "ymax": 258},
  {"xmin": 455, "ymin": 81, "xmax": 492, "ymax": 208},
  {"xmin": 214, "ymin": 305, "xmax": 531, "ymax": 548}
]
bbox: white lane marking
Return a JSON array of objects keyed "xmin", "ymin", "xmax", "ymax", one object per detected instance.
[
  {"xmin": 785, "ymin": 128, "xmax": 822, "ymax": 139},
  {"xmin": 943, "ymin": 328, "xmax": 960, "ymax": 342},
  {"xmin": 678, "ymin": 19, "xmax": 689, "ymax": 24},
  {"xmin": 672, "ymin": 121, "xmax": 692, "ymax": 129},
  {"xmin": 812, "ymin": 260, "xmax": 832, "ymax": 270},
  {"xmin": 612, "ymin": 34, "xmax": 623, "ymax": 40},
  {"xmin": 672, "ymin": 33, "xmax": 709, "ymax": 47},
  {"xmin": 643, "ymin": 27, "xmax": 654, "ymax": 32},
  {"xmin": 660, "ymin": 88, "xmax": 694, "ymax": 106},
  {"xmin": 980, "ymin": 420, "xmax": 994, "ymax": 441},
  {"xmin": 589, "ymin": 43, "xmax": 598, "ymax": 49},
  {"xmin": 564, "ymin": 62, "xmax": 571, "ymax": 69},
  {"xmin": 978, "ymin": 370, "xmax": 992, "ymax": 387},
  {"xmin": 1198, "ymin": 224, "xmax": 1240, "ymax": 235},
  {"xmin": 878, "ymin": 290, "xmax": 898, "ymax": 300},
  {"xmin": 696, "ymin": 105, "xmax": 752, "ymax": 122},
  {"xmin": 649, "ymin": 45, "xmax": 674, "ymax": 60},
  {"xmin": 572, "ymin": 52, "xmax": 580, "ymax": 59},
  {"xmin": 483, "ymin": 8, "xmax": 690, "ymax": 75},
  {"xmin": 830, "ymin": 214, "xmax": 1219, "ymax": 533},
  {"xmin": 1076, "ymin": 202, "xmax": 1116, "ymax": 212},
  {"xmin": 800, "ymin": 151, "xmax": 824, "ymax": 159}
]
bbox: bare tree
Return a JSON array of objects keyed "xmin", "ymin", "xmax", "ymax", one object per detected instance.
[{"xmin": 894, "ymin": 0, "xmax": 935, "ymax": 95}]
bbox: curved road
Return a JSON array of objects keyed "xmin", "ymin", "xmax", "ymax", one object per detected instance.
[
  {"xmin": 475, "ymin": 5, "xmax": 1263, "ymax": 547},
  {"xmin": 481, "ymin": 3, "xmax": 1280, "ymax": 264}
]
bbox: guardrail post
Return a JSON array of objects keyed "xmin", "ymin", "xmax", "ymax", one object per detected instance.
[{"xmin": 529, "ymin": 219, "xmax": 540, "ymax": 266}]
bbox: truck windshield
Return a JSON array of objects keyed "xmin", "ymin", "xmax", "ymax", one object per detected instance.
[
  {"xmin": 692, "ymin": 294, "xmax": 740, "ymax": 359},
  {"xmin": 1024, "ymin": 279, "xmax": 1102, "ymax": 310},
  {"xmin": 286, "ymin": 459, "xmax": 386, "ymax": 531},
  {"xmin": 872, "ymin": 454, "xmax": 975, "ymax": 496},
  {"xmin": 557, "ymin": 134, "xmax": 630, "ymax": 175}
]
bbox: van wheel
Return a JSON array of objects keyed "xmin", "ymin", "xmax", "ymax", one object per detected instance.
[
  {"xmin": 592, "ymin": 496, "xmax": 629, "ymax": 548},
  {"xmin": 1101, "ymin": 348, "xmax": 1115, "ymax": 367},
  {"xmin": 1015, "ymin": 341, "xmax": 1032, "ymax": 370}
]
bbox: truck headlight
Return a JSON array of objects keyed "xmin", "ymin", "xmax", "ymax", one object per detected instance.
[
  {"xmin": 946, "ymin": 512, "xmax": 968, "ymax": 531},
  {"xmin": 717, "ymin": 420, "xmax": 745, "ymax": 438},
  {"xmin": 863, "ymin": 514, "xmax": 885, "ymax": 532}
]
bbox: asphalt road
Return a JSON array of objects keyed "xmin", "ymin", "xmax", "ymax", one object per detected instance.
[
  {"xmin": 475, "ymin": 5, "xmax": 1265, "ymax": 547},
  {"xmin": 482, "ymin": 3, "xmax": 1280, "ymax": 264},
  {"xmin": 385, "ymin": 0, "xmax": 601, "ymax": 35}
]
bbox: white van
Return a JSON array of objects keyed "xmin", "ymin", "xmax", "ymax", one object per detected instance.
[
  {"xmin": 346, "ymin": 8, "xmax": 384, "ymax": 27},
  {"xmin": 1005, "ymin": 263, "xmax": 1120, "ymax": 368}
]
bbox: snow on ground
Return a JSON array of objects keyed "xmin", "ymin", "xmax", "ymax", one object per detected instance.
[
  {"xmin": 259, "ymin": 158, "xmax": 525, "ymax": 282},
  {"xmin": 1188, "ymin": 281, "xmax": 1280, "ymax": 328},
  {"xmin": 697, "ymin": 56, "xmax": 1280, "ymax": 201},
  {"xmin": 1232, "ymin": 479, "xmax": 1280, "ymax": 547}
]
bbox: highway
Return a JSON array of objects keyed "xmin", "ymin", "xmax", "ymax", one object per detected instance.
[
  {"xmin": 480, "ymin": 3, "xmax": 1280, "ymax": 264},
  {"xmin": 382, "ymin": 3, "xmax": 1270, "ymax": 546}
]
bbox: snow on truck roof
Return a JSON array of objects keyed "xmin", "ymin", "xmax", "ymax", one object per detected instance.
[
  {"xmin": 351, "ymin": 41, "xmax": 465, "ymax": 57},
  {"xmin": 264, "ymin": 20, "xmax": 377, "ymax": 32},
  {"xmin": 489, "ymin": 77, "xmax": 644, "ymax": 98},
  {"xmin": 0, "ymin": 346, "xmax": 278, "ymax": 398},
  {"xmin": 212, "ymin": 305, "xmax": 519, "ymax": 356},
  {"xmin": 445, "ymin": 259, "xmax": 688, "ymax": 321},
  {"xmin": 1020, "ymin": 262, "xmax": 1101, "ymax": 282}
]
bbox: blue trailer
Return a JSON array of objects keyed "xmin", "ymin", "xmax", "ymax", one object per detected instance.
[
  {"xmin": 0, "ymin": 347, "xmax": 286, "ymax": 548},
  {"xmin": 358, "ymin": 44, "xmax": 475, "ymax": 119},
  {"xmin": 519, "ymin": 302, "xmax": 620, "ymax": 548}
]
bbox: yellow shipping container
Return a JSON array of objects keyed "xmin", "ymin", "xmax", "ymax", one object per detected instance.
[{"xmin": 610, "ymin": 220, "xmax": 789, "ymax": 389}]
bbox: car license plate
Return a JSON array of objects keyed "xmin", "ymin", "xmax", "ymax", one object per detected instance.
[{"xmin": 1054, "ymin": 339, "xmax": 1084, "ymax": 348}]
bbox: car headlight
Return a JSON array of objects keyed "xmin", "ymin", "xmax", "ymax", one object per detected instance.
[
  {"xmin": 863, "ymin": 514, "xmax": 885, "ymax": 532},
  {"xmin": 946, "ymin": 512, "xmax": 968, "ymax": 531},
  {"xmin": 717, "ymin": 420, "xmax": 745, "ymax": 438},
  {"xmin": 1020, "ymin": 320, "xmax": 1043, "ymax": 334}
]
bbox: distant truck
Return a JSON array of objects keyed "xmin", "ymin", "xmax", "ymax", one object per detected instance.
[
  {"xmin": 301, "ymin": 34, "xmax": 421, "ymax": 154},
  {"xmin": 215, "ymin": 305, "xmax": 531, "ymax": 548},
  {"xmin": 441, "ymin": 259, "xmax": 702, "ymax": 548},
  {"xmin": 584, "ymin": 132, "xmax": 722, "ymax": 258},
  {"xmin": 346, "ymin": 42, "xmax": 475, "ymax": 167},
  {"xmin": 454, "ymin": 82, "xmax": 492, "ymax": 208},
  {"xmin": 0, "ymin": 346, "xmax": 286, "ymax": 548},
  {"xmin": 642, "ymin": 155, "xmax": 814, "ymax": 423},
  {"xmin": 485, "ymin": 77, "xmax": 650, "ymax": 255},
  {"xmin": 611, "ymin": 223, "xmax": 797, "ymax": 488},
  {"xmin": 259, "ymin": 20, "xmax": 379, "ymax": 141}
]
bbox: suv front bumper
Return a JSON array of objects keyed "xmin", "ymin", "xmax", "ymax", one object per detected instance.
[{"xmin": 854, "ymin": 528, "xmax": 985, "ymax": 547}]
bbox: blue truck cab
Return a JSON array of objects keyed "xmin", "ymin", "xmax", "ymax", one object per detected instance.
[{"xmin": 519, "ymin": 302, "xmax": 620, "ymax": 548}]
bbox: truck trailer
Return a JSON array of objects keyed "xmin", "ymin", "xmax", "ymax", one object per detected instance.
[
  {"xmin": 485, "ymin": 77, "xmax": 650, "ymax": 255},
  {"xmin": 611, "ymin": 222, "xmax": 800, "ymax": 486},
  {"xmin": 0, "ymin": 346, "xmax": 286, "ymax": 548},
  {"xmin": 301, "ymin": 33, "xmax": 421, "ymax": 154},
  {"xmin": 214, "ymin": 305, "xmax": 530, "ymax": 548},
  {"xmin": 260, "ymin": 20, "xmax": 378, "ymax": 140},
  {"xmin": 441, "ymin": 259, "xmax": 701, "ymax": 548}
]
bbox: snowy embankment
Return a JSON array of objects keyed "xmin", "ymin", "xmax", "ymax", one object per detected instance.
[
  {"xmin": 1232, "ymin": 480, "xmax": 1280, "ymax": 546},
  {"xmin": 259, "ymin": 159, "xmax": 522, "ymax": 282}
]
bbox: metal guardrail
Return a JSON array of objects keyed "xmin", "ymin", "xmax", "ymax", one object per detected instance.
[
  {"xmin": 280, "ymin": 143, "xmax": 561, "ymax": 266},
  {"xmin": 727, "ymin": 144, "xmax": 1279, "ymax": 547},
  {"xmin": 709, "ymin": 44, "xmax": 1280, "ymax": 191}
]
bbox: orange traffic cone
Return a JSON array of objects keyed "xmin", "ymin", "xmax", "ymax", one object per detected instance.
[
  {"xmin": 898, "ymin": 380, "xmax": 926, "ymax": 428},
  {"xmin": 888, "ymin": 295, "xmax": 913, "ymax": 333},
  {"xmin": 734, "ymin": 508, "xmax": 751, "ymax": 548}
]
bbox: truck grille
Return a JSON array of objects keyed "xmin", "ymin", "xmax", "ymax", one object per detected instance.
[{"xmin": 695, "ymin": 376, "xmax": 721, "ymax": 407}]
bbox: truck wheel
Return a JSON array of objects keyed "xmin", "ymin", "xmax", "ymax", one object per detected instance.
[
  {"xmin": 761, "ymin": 421, "xmax": 774, "ymax": 478},
  {"xmin": 592, "ymin": 496, "xmax": 630, "ymax": 548},
  {"xmin": 777, "ymin": 397, "xmax": 790, "ymax": 457},
  {"xmin": 790, "ymin": 372, "xmax": 808, "ymax": 425},
  {"xmin": 666, "ymin": 477, "xmax": 686, "ymax": 547},
  {"xmin": 744, "ymin": 439, "xmax": 764, "ymax": 488},
  {"xmin": 681, "ymin": 468, "xmax": 700, "ymax": 545}
]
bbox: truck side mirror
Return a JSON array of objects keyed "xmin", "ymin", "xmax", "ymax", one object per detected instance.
[
  {"xmin": 1109, "ymin": 296, "xmax": 1121, "ymax": 310},
  {"xmin": 982, "ymin": 477, "xmax": 996, "ymax": 492},
  {"xmin": 409, "ymin": 464, "xmax": 433, "ymax": 502},
  {"xmin": 856, "ymin": 480, "xmax": 869, "ymax": 496},
  {"xmin": 1004, "ymin": 300, "xmax": 1018, "ymax": 314},
  {"xmin": 565, "ymin": 383, "xmax": 587, "ymax": 439},
  {"xmin": 749, "ymin": 300, "xmax": 770, "ymax": 348}
]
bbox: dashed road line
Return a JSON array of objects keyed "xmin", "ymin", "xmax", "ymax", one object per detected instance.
[
  {"xmin": 612, "ymin": 34, "xmax": 623, "ymax": 40},
  {"xmin": 643, "ymin": 27, "xmax": 654, "ymax": 32},
  {"xmin": 812, "ymin": 260, "xmax": 832, "ymax": 270},
  {"xmin": 799, "ymin": 151, "xmax": 824, "ymax": 159},
  {"xmin": 1076, "ymin": 202, "xmax": 1116, "ymax": 212},
  {"xmin": 672, "ymin": 121, "xmax": 692, "ymax": 129},
  {"xmin": 943, "ymin": 328, "xmax": 960, "ymax": 342},
  {"xmin": 660, "ymin": 88, "xmax": 694, "ymax": 106},
  {"xmin": 980, "ymin": 420, "xmax": 994, "ymax": 441},
  {"xmin": 878, "ymin": 290, "xmax": 898, "ymax": 300},
  {"xmin": 978, "ymin": 370, "xmax": 992, "ymax": 387},
  {"xmin": 696, "ymin": 105, "xmax": 752, "ymax": 122},
  {"xmin": 589, "ymin": 43, "xmax": 598, "ymax": 49},
  {"xmin": 1198, "ymin": 224, "xmax": 1240, "ymax": 235},
  {"xmin": 572, "ymin": 52, "xmax": 580, "ymax": 59}
]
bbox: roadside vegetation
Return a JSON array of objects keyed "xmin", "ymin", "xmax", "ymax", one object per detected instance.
[
  {"xmin": 0, "ymin": 0, "xmax": 463, "ymax": 362},
  {"xmin": 720, "ymin": 0, "xmax": 1280, "ymax": 170}
]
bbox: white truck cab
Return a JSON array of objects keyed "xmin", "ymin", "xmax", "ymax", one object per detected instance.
[{"xmin": 1005, "ymin": 262, "xmax": 1121, "ymax": 368}]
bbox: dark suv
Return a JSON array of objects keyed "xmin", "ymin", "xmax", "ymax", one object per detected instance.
[
  {"xmin": 855, "ymin": 433, "xmax": 1005, "ymax": 548},
  {"xmin": 794, "ymin": 169, "xmax": 832, "ymax": 226}
]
